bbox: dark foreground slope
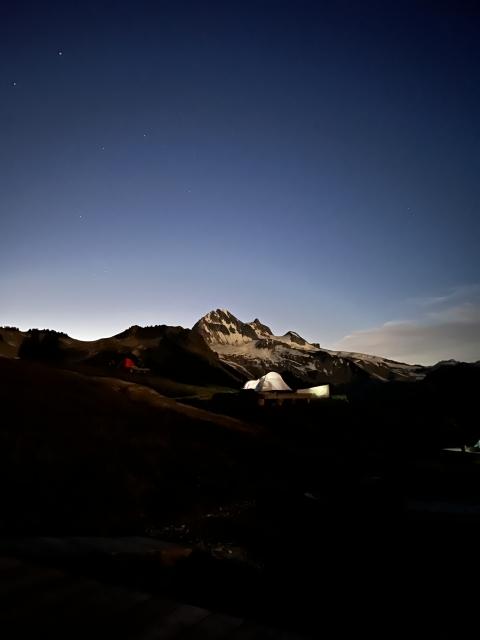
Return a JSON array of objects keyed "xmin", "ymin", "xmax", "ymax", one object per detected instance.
[
  {"xmin": 1, "ymin": 357, "xmax": 479, "ymax": 636},
  {"xmin": 0, "ymin": 357, "xmax": 262, "ymax": 535}
]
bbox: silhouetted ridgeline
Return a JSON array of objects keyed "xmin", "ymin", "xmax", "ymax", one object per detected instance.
[{"xmin": 18, "ymin": 329, "xmax": 67, "ymax": 362}]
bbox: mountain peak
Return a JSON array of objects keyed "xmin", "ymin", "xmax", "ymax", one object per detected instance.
[
  {"xmin": 193, "ymin": 309, "xmax": 264, "ymax": 346},
  {"xmin": 248, "ymin": 318, "xmax": 273, "ymax": 337},
  {"xmin": 283, "ymin": 330, "xmax": 307, "ymax": 346}
]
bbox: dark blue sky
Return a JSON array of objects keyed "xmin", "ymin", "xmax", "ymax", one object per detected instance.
[{"xmin": 1, "ymin": 0, "xmax": 479, "ymax": 363}]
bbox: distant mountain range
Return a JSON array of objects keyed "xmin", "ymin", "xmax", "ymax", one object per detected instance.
[{"xmin": 1, "ymin": 309, "xmax": 475, "ymax": 388}]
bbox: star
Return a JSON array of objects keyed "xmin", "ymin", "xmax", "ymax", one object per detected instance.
[
  {"xmin": 12, "ymin": 81, "xmax": 17, "ymax": 87},
  {"xmin": 58, "ymin": 50, "xmax": 63, "ymax": 56}
]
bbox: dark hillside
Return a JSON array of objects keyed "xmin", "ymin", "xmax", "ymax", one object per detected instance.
[
  {"xmin": 0, "ymin": 358, "xmax": 262, "ymax": 535},
  {"xmin": 1, "ymin": 357, "xmax": 479, "ymax": 634},
  {"xmin": 14, "ymin": 324, "xmax": 243, "ymax": 388}
]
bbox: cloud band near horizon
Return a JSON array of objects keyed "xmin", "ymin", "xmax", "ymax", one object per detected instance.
[{"xmin": 334, "ymin": 286, "xmax": 480, "ymax": 365}]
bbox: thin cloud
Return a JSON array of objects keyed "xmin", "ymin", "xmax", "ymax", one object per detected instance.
[
  {"xmin": 408, "ymin": 284, "xmax": 480, "ymax": 308},
  {"xmin": 425, "ymin": 302, "xmax": 480, "ymax": 324},
  {"xmin": 335, "ymin": 286, "xmax": 480, "ymax": 365}
]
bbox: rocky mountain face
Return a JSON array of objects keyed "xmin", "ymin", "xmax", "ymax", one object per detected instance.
[
  {"xmin": 192, "ymin": 309, "xmax": 272, "ymax": 346},
  {"xmin": 192, "ymin": 309, "xmax": 427, "ymax": 386}
]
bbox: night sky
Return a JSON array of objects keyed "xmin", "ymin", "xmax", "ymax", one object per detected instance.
[{"xmin": 1, "ymin": 1, "xmax": 479, "ymax": 364}]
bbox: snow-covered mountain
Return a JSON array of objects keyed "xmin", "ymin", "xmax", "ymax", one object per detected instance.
[
  {"xmin": 192, "ymin": 309, "xmax": 427, "ymax": 385},
  {"xmin": 192, "ymin": 309, "xmax": 273, "ymax": 346}
]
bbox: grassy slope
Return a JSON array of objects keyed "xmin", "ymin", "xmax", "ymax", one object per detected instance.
[
  {"xmin": 0, "ymin": 358, "xmax": 264, "ymax": 535},
  {"xmin": 67, "ymin": 364, "xmax": 239, "ymax": 400}
]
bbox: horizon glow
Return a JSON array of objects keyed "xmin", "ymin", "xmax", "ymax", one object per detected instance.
[{"xmin": 1, "ymin": 1, "xmax": 479, "ymax": 365}]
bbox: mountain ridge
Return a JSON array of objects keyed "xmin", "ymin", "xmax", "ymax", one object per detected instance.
[
  {"xmin": 191, "ymin": 308, "xmax": 427, "ymax": 385},
  {"xmin": 2, "ymin": 309, "xmax": 472, "ymax": 386}
]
